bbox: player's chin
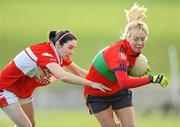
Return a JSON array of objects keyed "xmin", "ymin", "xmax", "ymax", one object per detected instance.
[
  {"xmin": 134, "ymin": 49, "xmax": 141, "ymax": 53},
  {"xmin": 135, "ymin": 48, "xmax": 142, "ymax": 53},
  {"xmin": 63, "ymin": 56, "xmax": 70, "ymax": 61}
]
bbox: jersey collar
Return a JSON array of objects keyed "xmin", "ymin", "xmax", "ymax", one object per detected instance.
[
  {"xmin": 49, "ymin": 42, "xmax": 62, "ymax": 65},
  {"xmin": 123, "ymin": 39, "xmax": 140, "ymax": 57}
]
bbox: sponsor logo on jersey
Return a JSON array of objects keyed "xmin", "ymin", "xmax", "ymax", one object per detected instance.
[{"xmin": 41, "ymin": 53, "xmax": 53, "ymax": 57}]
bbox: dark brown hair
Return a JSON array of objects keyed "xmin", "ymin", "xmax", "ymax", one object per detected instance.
[{"xmin": 49, "ymin": 30, "xmax": 77, "ymax": 46}]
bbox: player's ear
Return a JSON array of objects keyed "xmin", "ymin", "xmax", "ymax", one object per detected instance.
[
  {"xmin": 55, "ymin": 41, "xmax": 62, "ymax": 48},
  {"xmin": 127, "ymin": 32, "xmax": 131, "ymax": 39}
]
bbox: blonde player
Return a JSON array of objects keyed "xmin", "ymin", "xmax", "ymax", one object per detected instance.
[{"xmin": 84, "ymin": 3, "xmax": 168, "ymax": 127}]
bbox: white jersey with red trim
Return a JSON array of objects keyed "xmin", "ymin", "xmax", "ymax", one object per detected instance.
[{"xmin": 0, "ymin": 42, "xmax": 72, "ymax": 98}]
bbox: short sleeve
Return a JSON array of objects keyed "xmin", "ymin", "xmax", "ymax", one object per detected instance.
[{"xmin": 37, "ymin": 52, "xmax": 57, "ymax": 67}]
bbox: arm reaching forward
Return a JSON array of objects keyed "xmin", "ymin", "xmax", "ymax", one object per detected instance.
[{"xmin": 46, "ymin": 62, "xmax": 111, "ymax": 92}]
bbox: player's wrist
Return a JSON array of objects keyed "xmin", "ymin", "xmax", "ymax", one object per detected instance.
[
  {"xmin": 148, "ymin": 74, "xmax": 154, "ymax": 83},
  {"xmin": 88, "ymin": 81, "xmax": 94, "ymax": 87}
]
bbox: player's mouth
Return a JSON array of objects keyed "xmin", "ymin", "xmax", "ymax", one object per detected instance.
[
  {"xmin": 66, "ymin": 55, "xmax": 71, "ymax": 59},
  {"xmin": 134, "ymin": 46, "xmax": 142, "ymax": 53},
  {"xmin": 136, "ymin": 45, "xmax": 143, "ymax": 50}
]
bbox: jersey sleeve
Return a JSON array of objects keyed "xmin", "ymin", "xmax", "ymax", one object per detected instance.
[
  {"xmin": 107, "ymin": 47, "xmax": 150, "ymax": 89},
  {"xmin": 115, "ymin": 71, "xmax": 151, "ymax": 89},
  {"xmin": 61, "ymin": 58, "xmax": 72, "ymax": 67},
  {"xmin": 106, "ymin": 49, "xmax": 128, "ymax": 73},
  {"xmin": 37, "ymin": 52, "xmax": 57, "ymax": 67}
]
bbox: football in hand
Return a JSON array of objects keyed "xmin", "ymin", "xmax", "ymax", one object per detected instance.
[{"xmin": 129, "ymin": 54, "xmax": 149, "ymax": 77}]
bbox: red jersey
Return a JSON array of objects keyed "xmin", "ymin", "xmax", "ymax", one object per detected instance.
[
  {"xmin": 84, "ymin": 39, "xmax": 150, "ymax": 96},
  {"xmin": 0, "ymin": 42, "xmax": 72, "ymax": 98}
]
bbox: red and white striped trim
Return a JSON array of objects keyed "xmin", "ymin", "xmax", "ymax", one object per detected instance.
[
  {"xmin": 25, "ymin": 47, "xmax": 38, "ymax": 62},
  {"xmin": 14, "ymin": 47, "xmax": 38, "ymax": 75}
]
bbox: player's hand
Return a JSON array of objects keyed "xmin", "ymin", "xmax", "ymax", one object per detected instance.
[
  {"xmin": 90, "ymin": 82, "xmax": 111, "ymax": 92},
  {"xmin": 149, "ymin": 74, "xmax": 168, "ymax": 88}
]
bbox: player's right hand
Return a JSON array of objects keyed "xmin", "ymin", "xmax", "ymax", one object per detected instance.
[
  {"xmin": 149, "ymin": 74, "xmax": 168, "ymax": 88},
  {"xmin": 90, "ymin": 82, "xmax": 111, "ymax": 92}
]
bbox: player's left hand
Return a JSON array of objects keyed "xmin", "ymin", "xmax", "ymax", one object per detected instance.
[{"xmin": 149, "ymin": 74, "xmax": 169, "ymax": 88}]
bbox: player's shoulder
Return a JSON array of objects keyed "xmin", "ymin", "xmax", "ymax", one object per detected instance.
[
  {"xmin": 103, "ymin": 39, "xmax": 126, "ymax": 58},
  {"xmin": 111, "ymin": 40, "xmax": 127, "ymax": 56},
  {"xmin": 30, "ymin": 42, "xmax": 51, "ymax": 52},
  {"xmin": 30, "ymin": 42, "xmax": 50, "ymax": 49},
  {"xmin": 109, "ymin": 39, "xmax": 125, "ymax": 50},
  {"xmin": 30, "ymin": 42, "xmax": 54, "ymax": 56}
]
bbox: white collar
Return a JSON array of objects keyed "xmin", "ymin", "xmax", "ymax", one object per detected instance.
[{"xmin": 50, "ymin": 43, "xmax": 63, "ymax": 65}]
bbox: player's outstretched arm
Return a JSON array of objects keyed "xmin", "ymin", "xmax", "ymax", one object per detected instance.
[
  {"xmin": 46, "ymin": 62, "xmax": 111, "ymax": 92},
  {"xmin": 65, "ymin": 62, "xmax": 88, "ymax": 78}
]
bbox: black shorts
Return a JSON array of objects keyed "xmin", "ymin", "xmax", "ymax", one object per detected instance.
[{"xmin": 86, "ymin": 89, "xmax": 132, "ymax": 114}]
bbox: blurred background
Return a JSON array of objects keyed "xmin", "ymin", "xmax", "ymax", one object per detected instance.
[{"xmin": 0, "ymin": 0, "xmax": 180, "ymax": 127}]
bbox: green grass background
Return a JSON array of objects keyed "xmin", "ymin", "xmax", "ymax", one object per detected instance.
[
  {"xmin": 1, "ymin": 110, "xmax": 180, "ymax": 127},
  {"xmin": 0, "ymin": 0, "xmax": 180, "ymax": 127},
  {"xmin": 0, "ymin": 0, "xmax": 179, "ymax": 75}
]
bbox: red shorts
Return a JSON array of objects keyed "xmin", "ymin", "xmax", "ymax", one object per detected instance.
[
  {"xmin": 0, "ymin": 61, "xmax": 41, "ymax": 98},
  {"xmin": 0, "ymin": 90, "xmax": 33, "ymax": 107}
]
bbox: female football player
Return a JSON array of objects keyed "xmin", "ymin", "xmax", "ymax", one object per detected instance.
[
  {"xmin": 84, "ymin": 3, "xmax": 168, "ymax": 127},
  {"xmin": 0, "ymin": 30, "xmax": 110, "ymax": 127}
]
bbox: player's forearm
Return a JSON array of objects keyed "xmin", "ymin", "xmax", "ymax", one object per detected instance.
[
  {"xmin": 47, "ymin": 63, "xmax": 92, "ymax": 86},
  {"xmin": 60, "ymin": 71, "xmax": 92, "ymax": 86},
  {"xmin": 69, "ymin": 64, "xmax": 88, "ymax": 78},
  {"xmin": 77, "ymin": 69, "xmax": 88, "ymax": 78},
  {"xmin": 68, "ymin": 69, "xmax": 87, "ymax": 78},
  {"xmin": 115, "ymin": 71, "xmax": 151, "ymax": 89}
]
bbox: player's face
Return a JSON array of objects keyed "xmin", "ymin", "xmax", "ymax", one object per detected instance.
[
  {"xmin": 127, "ymin": 29, "xmax": 147, "ymax": 53},
  {"xmin": 55, "ymin": 39, "xmax": 77, "ymax": 60}
]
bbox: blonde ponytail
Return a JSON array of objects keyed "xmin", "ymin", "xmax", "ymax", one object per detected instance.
[
  {"xmin": 122, "ymin": 3, "xmax": 148, "ymax": 39},
  {"xmin": 125, "ymin": 2, "xmax": 147, "ymax": 23}
]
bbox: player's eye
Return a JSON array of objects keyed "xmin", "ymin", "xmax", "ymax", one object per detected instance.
[
  {"xmin": 68, "ymin": 46, "xmax": 74, "ymax": 50},
  {"xmin": 141, "ymin": 37, "xmax": 145, "ymax": 42},
  {"xmin": 134, "ymin": 37, "xmax": 139, "ymax": 41}
]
